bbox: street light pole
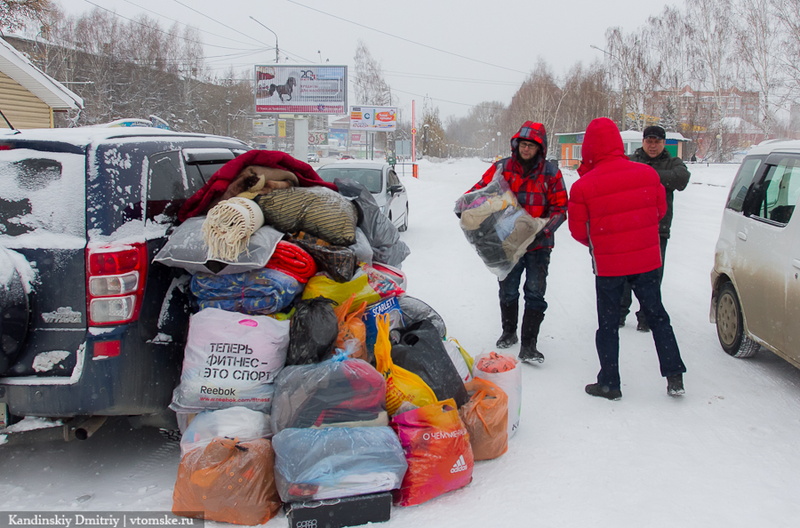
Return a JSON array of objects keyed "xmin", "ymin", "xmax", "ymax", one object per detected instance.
[
  {"xmin": 250, "ymin": 16, "xmax": 279, "ymax": 63},
  {"xmin": 590, "ymin": 44, "xmax": 625, "ymax": 128}
]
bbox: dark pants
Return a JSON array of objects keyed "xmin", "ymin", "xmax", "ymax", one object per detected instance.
[
  {"xmin": 595, "ymin": 268, "xmax": 686, "ymax": 390},
  {"xmin": 498, "ymin": 248, "xmax": 551, "ymax": 313},
  {"xmin": 621, "ymin": 237, "xmax": 668, "ymax": 323}
]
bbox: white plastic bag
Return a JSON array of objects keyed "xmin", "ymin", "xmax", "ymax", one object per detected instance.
[
  {"xmin": 472, "ymin": 351, "xmax": 521, "ymax": 438},
  {"xmin": 180, "ymin": 406, "xmax": 272, "ymax": 456},
  {"xmin": 443, "ymin": 338, "xmax": 473, "ymax": 383},
  {"xmin": 171, "ymin": 308, "xmax": 290, "ymax": 413}
]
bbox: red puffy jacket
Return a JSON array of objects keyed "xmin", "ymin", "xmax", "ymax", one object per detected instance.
[{"xmin": 567, "ymin": 117, "xmax": 666, "ymax": 277}]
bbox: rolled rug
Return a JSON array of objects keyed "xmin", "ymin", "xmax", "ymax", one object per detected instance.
[{"xmin": 202, "ymin": 197, "xmax": 265, "ymax": 262}]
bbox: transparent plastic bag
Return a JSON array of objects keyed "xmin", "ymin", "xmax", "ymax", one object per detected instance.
[
  {"xmin": 454, "ymin": 177, "xmax": 547, "ymax": 280},
  {"xmin": 272, "ymin": 426, "xmax": 408, "ymax": 501}
]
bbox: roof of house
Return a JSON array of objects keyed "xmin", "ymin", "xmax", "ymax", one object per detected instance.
[{"xmin": 0, "ymin": 37, "xmax": 83, "ymax": 110}]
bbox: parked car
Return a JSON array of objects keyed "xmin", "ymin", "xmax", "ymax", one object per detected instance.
[
  {"xmin": 316, "ymin": 160, "xmax": 409, "ymax": 231},
  {"xmin": 307, "ymin": 152, "xmax": 319, "ymax": 163},
  {"xmin": 710, "ymin": 139, "xmax": 800, "ymax": 366},
  {"xmin": 0, "ymin": 127, "xmax": 249, "ymax": 433}
]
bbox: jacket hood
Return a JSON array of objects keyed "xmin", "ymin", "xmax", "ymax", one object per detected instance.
[
  {"xmin": 511, "ymin": 121, "xmax": 548, "ymax": 158},
  {"xmin": 577, "ymin": 117, "xmax": 626, "ymax": 176}
]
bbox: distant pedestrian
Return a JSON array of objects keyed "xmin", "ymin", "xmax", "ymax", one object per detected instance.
[
  {"xmin": 464, "ymin": 121, "xmax": 567, "ymax": 364},
  {"xmin": 620, "ymin": 125, "xmax": 690, "ymax": 332},
  {"xmin": 568, "ymin": 117, "xmax": 686, "ymax": 400}
]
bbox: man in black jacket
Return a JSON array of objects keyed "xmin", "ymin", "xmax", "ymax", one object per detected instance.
[{"xmin": 620, "ymin": 125, "xmax": 691, "ymax": 331}]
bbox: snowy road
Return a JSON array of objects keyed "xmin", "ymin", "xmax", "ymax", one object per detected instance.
[{"xmin": 3, "ymin": 158, "xmax": 800, "ymax": 528}]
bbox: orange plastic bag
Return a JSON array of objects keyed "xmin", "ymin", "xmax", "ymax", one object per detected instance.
[
  {"xmin": 173, "ymin": 437, "xmax": 281, "ymax": 525},
  {"xmin": 391, "ymin": 398, "xmax": 474, "ymax": 506},
  {"xmin": 334, "ymin": 293, "xmax": 368, "ymax": 361},
  {"xmin": 373, "ymin": 313, "xmax": 437, "ymax": 415},
  {"xmin": 459, "ymin": 378, "xmax": 508, "ymax": 461}
]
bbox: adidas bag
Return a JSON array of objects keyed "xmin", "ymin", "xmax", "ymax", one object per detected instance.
[{"xmin": 390, "ymin": 398, "xmax": 474, "ymax": 507}]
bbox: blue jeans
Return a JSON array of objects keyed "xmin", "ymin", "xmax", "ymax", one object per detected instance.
[
  {"xmin": 595, "ymin": 269, "xmax": 686, "ymax": 390},
  {"xmin": 498, "ymin": 248, "xmax": 551, "ymax": 312}
]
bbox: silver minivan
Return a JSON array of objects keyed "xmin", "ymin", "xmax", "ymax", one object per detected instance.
[
  {"xmin": 316, "ymin": 160, "xmax": 409, "ymax": 231},
  {"xmin": 710, "ymin": 140, "xmax": 800, "ymax": 365}
]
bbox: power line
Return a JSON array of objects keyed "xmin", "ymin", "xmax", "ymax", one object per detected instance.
[
  {"xmin": 83, "ymin": 0, "xmax": 263, "ymax": 50},
  {"xmin": 286, "ymin": 0, "xmax": 529, "ymax": 76},
  {"xmin": 384, "ymin": 69, "xmax": 520, "ymax": 87}
]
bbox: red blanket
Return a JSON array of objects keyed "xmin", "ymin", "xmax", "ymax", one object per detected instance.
[
  {"xmin": 178, "ymin": 150, "xmax": 338, "ymax": 222},
  {"xmin": 265, "ymin": 241, "xmax": 318, "ymax": 283}
]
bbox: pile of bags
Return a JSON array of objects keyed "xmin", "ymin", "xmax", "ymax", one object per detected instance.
[{"xmin": 159, "ymin": 151, "xmax": 524, "ymax": 526}]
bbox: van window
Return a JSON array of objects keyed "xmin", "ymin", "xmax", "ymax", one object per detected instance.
[
  {"xmin": 742, "ymin": 155, "xmax": 800, "ymax": 224},
  {"xmin": 726, "ymin": 156, "xmax": 763, "ymax": 212}
]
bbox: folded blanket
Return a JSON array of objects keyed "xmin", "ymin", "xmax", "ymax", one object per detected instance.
[
  {"xmin": 179, "ymin": 150, "xmax": 338, "ymax": 222},
  {"xmin": 265, "ymin": 241, "xmax": 317, "ymax": 283},
  {"xmin": 191, "ymin": 268, "xmax": 302, "ymax": 315}
]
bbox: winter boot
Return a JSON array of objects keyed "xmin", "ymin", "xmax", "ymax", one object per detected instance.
[
  {"xmin": 518, "ymin": 309, "xmax": 545, "ymax": 363},
  {"xmin": 495, "ymin": 302, "xmax": 519, "ymax": 349},
  {"xmin": 585, "ymin": 383, "xmax": 622, "ymax": 400},
  {"xmin": 667, "ymin": 374, "xmax": 685, "ymax": 397}
]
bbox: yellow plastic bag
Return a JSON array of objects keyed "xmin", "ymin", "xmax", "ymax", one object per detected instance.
[
  {"xmin": 373, "ymin": 313, "xmax": 437, "ymax": 415},
  {"xmin": 301, "ymin": 272, "xmax": 381, "ymax": 307}
]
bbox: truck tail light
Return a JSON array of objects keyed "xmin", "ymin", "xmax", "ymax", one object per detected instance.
[{"xmin": 86, "ymin": 243, "xmax": 148, "ymax": 326}]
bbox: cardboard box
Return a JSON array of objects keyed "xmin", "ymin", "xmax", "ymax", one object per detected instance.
[{"xmin": 284, "ymin": 491, "xmax": 392, "ymax": 528}]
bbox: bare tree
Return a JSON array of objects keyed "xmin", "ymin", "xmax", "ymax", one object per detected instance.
[
  {"xmin": 445, "ymin": 101, "xmax": 506, "ymax": 157},
  {"xmin": 352, "ymin": 40, "xmax": 391, "ymax": 106},
  {"xmin": 558, "ymin": 61, "xmax": 610, "ymax": 135},
  {"xmin": 733, "ymin": 0, "xmax": 784, "ymax": 134},
  {"xmin": 503, "ymin": 60, "xmax": 562, "ymax": 142},
  {"xmin": 606, "ymin": 26, "xmax": 664, "ymax": 130},
  {"xmin": 0, "ymin": 0, "xmax": 51, "ymax": 33},
  {"xmin": 774, "ymin": 0, "xmax": 800, "ymax": 108}
]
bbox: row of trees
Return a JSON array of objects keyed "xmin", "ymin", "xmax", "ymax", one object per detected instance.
[
  {"xmin": 4, "ymin": 3, "xmax": 255, "ymax": 137},
  {"xmin": 405, "ymin": 0, "xmax": 800, "ymax": 160}
]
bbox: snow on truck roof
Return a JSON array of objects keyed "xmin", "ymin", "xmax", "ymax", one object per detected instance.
[{"xmin": 0, "ymin": 126, "xmax": 242, "ymax": 147}]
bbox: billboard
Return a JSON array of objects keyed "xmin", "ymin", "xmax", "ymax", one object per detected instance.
[
  {"xmin": 349, "ymin": 106, "xmax": 397, "ymax": 131},
  {"xmin": 255, "ymin": 65, "xmax": 347, "ymax": 115}
]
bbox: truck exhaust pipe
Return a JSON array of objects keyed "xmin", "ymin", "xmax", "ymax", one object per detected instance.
[{"xmin": 64, "ymin": 416, "xmax": 108, "ymax": 441}]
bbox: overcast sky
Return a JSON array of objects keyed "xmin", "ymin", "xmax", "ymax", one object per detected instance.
[{"xmin": 55, "ymin": 0, "xmax": 667, "ymax": 121}]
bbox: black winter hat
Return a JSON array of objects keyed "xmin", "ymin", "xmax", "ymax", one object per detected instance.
[{"xmin": 643, "ymin": 125, "xmax": 666, "ymax": 140}]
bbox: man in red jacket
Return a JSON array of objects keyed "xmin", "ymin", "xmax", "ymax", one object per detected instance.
[
  {"xmin": 567, "ymin": 117, "xmax": 686, "ymax": 399},
  {"xmin": 466, "ymin": 121, "xmax": 567, "ymax": 363}
]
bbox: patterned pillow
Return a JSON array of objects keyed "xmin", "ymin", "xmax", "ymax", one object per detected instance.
[{"xmin": 255, "ymin": 187, "xmax": 358, "ymax": 246}]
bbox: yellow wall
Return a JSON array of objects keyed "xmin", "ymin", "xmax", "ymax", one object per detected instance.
[{"xmin": 0, "ymin": 71, "xmax": 53, "ymax": 128}]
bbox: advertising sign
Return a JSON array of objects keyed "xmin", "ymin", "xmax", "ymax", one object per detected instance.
[
  {"xmin": 252, "ymin": 119, "xmax": 276, "ymax": 136},
  {"xmin": 255, "ymin": 65, "xmax": 347, "ymax": 114},
  {"xmin": 349, "ymin": 106, "xmax": 397, "ymax": 131}
]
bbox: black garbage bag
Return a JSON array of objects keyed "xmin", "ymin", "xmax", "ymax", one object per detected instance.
[
  {"xmin": 390, "ymin": 319, "xmax": 469, "ymax": 407},
  {"xmin": 287, "ymin": 297, "xmax": 339, "ymax": 365},
  {"xmin": 397, "ymin": 295, "xmax": 446, "ymax": 340}
]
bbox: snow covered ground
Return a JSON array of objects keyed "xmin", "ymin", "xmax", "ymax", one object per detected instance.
[{"xmin": 3, "ymin": 157, "xmax": 800, "ymax": 527}]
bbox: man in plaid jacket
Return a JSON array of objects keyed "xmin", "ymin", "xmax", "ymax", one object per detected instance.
[{"xmin": 465, "ymin": 121, "xmax": 568, "ymax": 363}]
